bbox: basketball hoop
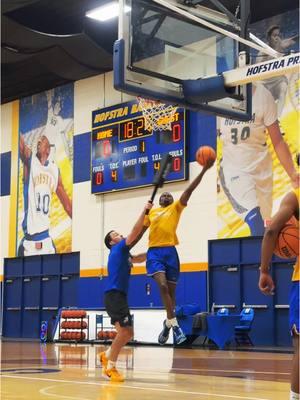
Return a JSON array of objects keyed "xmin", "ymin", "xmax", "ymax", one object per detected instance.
[{"xmin": 137, "ymin": 97, "xmax": 178, "ymax": 132}]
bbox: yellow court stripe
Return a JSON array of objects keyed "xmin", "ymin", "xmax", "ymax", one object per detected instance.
[
  {"xmin": 8, "ymin": 101, "xmax": 19, "ymax": 257},
  {"xmin": 80, "ymin": 268, "xmax": 107, "ymax": 278},
  {"xmin": 79, "ymin": 262, "xmax": 208, "ymax": 278},
  {"xmin": 181, "ymin": 262, "xmax": 208, "ymax": 272}
]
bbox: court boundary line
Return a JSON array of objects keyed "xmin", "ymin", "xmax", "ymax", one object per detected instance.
[
  {"xmin": 1, "ymin": 374, "xmax": 275, "ymax": 400},
  {"xmin": 166, "ymin": 367, "xmax": 290, "ymax": 376},
  {"xmin": 0, "ymin": 366, "xmax": 291, "ymax": 376}
]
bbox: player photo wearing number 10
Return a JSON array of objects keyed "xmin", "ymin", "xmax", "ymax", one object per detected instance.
[
  {"xmin": 18, "ymin": 134, "xmax": 72, "ymax": 256},
  {"xmin": 218, "ymin": 83, "xmax": 299, "ymax": 237}
]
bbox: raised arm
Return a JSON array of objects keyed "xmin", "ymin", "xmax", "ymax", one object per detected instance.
[
  {"xmin": 179, "ymin": 159, "xmax": 215, "ymax": 206},
  {"xmin": 268, "ymin": 121, "xmax": 299, "ymax": 188},
  {"xmin": 56, "ymin": 174, "xmax": 72, "ymax": 218},
  {"xmin": 128, "ymin": 225, "xmax": 149, "ymax": 249},
  {"xmin": 280, "ymin": 37, "xmax": 296, "ymax": 50},
  {"xmin": 46, "ymin": 89, "xmax": 54, "ymax": 110},
  {"xmin": 259, "ymin": 191, "xmax": 298, "ymax": 294},
  {"xmin": 19, "ymin": 134, "xmax": 32, "ymax": 164},
  {"xmin": 126, "ymin": 202, "xmax": 152, "ymax": 248}
]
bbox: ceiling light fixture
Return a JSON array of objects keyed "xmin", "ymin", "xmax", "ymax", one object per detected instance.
[{"xmin": 85, "ymin": 1, "xmax": 130, "ymax": 22}]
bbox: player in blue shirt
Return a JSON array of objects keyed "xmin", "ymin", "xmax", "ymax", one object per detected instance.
[{"xmin": 100, "ymin": 201, "xmax": 152, "ymax": 382}]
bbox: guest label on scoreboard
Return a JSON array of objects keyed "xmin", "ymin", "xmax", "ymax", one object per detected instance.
[{"xmin": 91, "ymin": 100, "xmax": 187, "ymax": 194}]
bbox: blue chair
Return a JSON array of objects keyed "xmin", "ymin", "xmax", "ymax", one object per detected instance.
[
  {"xmin": 217, "ymin": 308, "xmax": 229, "ymax": 316},
  {"xmin": 235, "ymin": 308, "xmax": 254, "ymax": 346}
]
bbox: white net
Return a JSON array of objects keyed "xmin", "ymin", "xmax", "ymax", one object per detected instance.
[{"xmin": 137, "ymin": 97, "xmax": 178, "ymax": 131}]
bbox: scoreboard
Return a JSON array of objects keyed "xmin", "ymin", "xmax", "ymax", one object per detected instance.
[{"xmin": 91, "ymin": 100, "xmax": 187, "ymax": 194}]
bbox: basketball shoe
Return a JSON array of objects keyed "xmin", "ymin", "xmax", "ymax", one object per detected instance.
[
  {"xmin": 99, "ymin": 351, "xmax": 108, "ymax": 368},
  {"xmin": 173, "ymin": 325, "xmax": 186, "ymax": 345},
  {"xmin": 158, "ymin": 320, "xmax": 171, "ymax": 345},
  {"xmin": 104, "ymin": 367, "xmax": 125, "ymax": 382}
]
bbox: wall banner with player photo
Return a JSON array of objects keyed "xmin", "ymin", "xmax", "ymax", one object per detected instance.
[
  {"xmin": 217, "ymin": 9, "xmax": 299, "ymax": 238},
  {"xmin": 16, "ymin": 83, "xmax": 74, "ymax": 256}
]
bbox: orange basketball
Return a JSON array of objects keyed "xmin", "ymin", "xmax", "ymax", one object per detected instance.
[
  {"xmin": 109, "ymin": 331, "xmax": 115, "ymax": 340},
  {"xmin": 103, "ymin": 331, "xmax": 109, "ymax": 340},
  {"xmin": 97, "ymin": 330, "xmax": 103, "ymax": 340},
  {"xmin": 274, "ymin": 223, "xmax": 299, "ymax": 259},
  {"xmin": 196, "ymin": 146, "xmax": 216, "ymax": 166},
  {"xmin": 60, "ymin": 332, "xmax": 67, "ymax": 340}
]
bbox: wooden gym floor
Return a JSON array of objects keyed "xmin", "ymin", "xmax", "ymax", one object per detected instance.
[{"xmin": 0, "ymin": 341, "xmax": 292, "ymax": 400}]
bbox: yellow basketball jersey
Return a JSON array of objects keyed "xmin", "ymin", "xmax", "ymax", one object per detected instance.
[
  {"xmin": 292, "ymin": 187, "xmax": 299, "ymax": 282},
  {"xmin": 144, "ymin": 200, "xmax": 186, "ymax": 247}
]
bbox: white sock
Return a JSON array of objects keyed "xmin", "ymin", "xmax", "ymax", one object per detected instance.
[
  {"xmin": 107, "ymin": 360, "xmax": 116, "ymax": 370},
  {"xmin": 290, "ymin": 390, "xmax": 300, "ymax": 400},
  {"xmin": 105, "ymin": 347, "xmax": 111, "ymax": 358},
  {"xmin": 168, "ymin": 318, "xmax": 179, "ymax": 327},
  {"xmin": 166, "ymin": 319, "xmax": 172, "ymax": 328}
]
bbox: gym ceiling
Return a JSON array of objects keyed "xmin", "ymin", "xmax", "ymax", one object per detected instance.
[{"xmin": 1, "ymin": 0, "xmax": 298, "ymax": 104}]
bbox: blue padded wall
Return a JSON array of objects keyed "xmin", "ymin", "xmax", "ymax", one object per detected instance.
[
  {"xmin": 24, "ymin": 256, "xmax": 41, "ymax": 276},
  {"xmin": 43, "ymin": 254, "xmax": 61, "ymax": 274},
  {"xmin": 209, "ymin": 237, "xmax": 294, "ymax": 347},
  {"xmin": 209, "ymin": 239, "xmax": 240, "ymax": 265},
  {"xmin": 241, "ymin": 264, "xmax": 274, "ymax": 346},
  {"xmin": 78, "ymin": 271, "xmax": 207, "ymax": 311},
  {"xmin": 78, "ymin": 277, "xmax": 105, "ymax": 308},
  {"xmin": 3, "ymin": 252, "xmax": 80, "ymax": 339}
]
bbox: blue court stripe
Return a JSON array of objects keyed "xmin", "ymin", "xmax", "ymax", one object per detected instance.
[
  {"xmin": 74, "ymin": 132, "xmax": 91, "ymax": 183},
  {"xmin": 0, "ymin": 151, "xmax": 11, "ymax": 196},
  {"xmin": 187, "ymin": 112, "xmax": 216, "ymax": 162}
]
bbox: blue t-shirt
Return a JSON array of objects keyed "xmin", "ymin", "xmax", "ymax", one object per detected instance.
[{"xmin": 105, "ymin": 239, "xmax": 132, "ymax": 294}]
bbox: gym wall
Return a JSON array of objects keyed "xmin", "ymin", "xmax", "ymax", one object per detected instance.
[{"xmin": 0, "ymin": 70, "xmax": 216, "ymax": 310}]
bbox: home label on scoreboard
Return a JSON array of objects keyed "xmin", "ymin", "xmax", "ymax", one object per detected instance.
[{"xmin": 91, "ymin": 100, "xmax": 187, "ymax": 194}]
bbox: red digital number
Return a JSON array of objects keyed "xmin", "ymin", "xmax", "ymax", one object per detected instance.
[
  {"xmin": 173, "ymin": 157, "xmax": 181, "ymax": 172},
  {"xmin": 95, "ymin": 171, "xmax": 103, "ymax": 185},
  {"xmin": 172, "ymin": 123, "xmax": 181, "ymax": 142},
  {"xmin": 102, "ymin": 140, "xmax": 111, "ymax": 157}
]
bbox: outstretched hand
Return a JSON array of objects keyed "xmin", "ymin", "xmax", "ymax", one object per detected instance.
[
  {"xmin": 258, "ymin": 272, "xmax": 275, "ymax": 295},
  {"xmin": 203, "ymin": 158, "xmax": 215, "ymax": 171}
]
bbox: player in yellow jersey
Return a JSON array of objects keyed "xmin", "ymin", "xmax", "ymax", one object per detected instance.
[
  {"xmin": 143, "ymin": 159, "xmax": 214, "ymax": 345},
  {"xmin": 259, "ymin": 173, "xmax": 299, "ymax": 399}
]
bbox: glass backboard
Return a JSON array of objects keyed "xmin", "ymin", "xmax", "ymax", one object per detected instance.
[{"xmin": 114, "ymin": 0, "xmax": 252, "ymax": 120}]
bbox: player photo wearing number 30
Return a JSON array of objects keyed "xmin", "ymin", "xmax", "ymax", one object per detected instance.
[{"xmin": 219, "ymin": 83, "xmax": 299, "ymax": 237}]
